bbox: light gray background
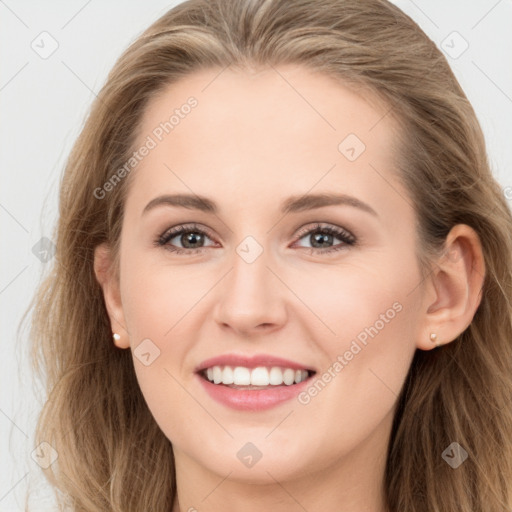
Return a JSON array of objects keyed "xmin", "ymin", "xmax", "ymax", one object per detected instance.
[{"xmin": 1, "ymin": 1, "xmax": 511, "ymax": 510}]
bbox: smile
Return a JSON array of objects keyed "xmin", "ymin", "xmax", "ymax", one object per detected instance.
[{"xmin": 195, "ymin": 354, "xmax": 317, "ymax": 411}]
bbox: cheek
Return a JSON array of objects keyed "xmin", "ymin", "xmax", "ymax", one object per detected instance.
[
  {"xmin": 289, "ymin": 251, "xmax": 418, "ymax": 346},
  {"xmin": 296, "ymin": 252, "xmax": 419, "ymax": 392},
  {"xmin": 289, "ymin": 300, "xmax": 418, "ymax": 474},
  {"xmin": 118, "ymin": 249, "xmax": 225, "ymax": 416},
  {"xmin": 121, "ymin": 251, "xmax": 214, "ymax": 340},
  {"xmin": 119, "ymin": 264, "xmax": 200, "ymax": 442},
  {"xmin": 296, "ymin": 258, "xmax": 421, "ymax": 437}
]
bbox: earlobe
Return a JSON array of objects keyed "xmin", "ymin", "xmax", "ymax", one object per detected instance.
[
  {"xmin": 93, "ymin": 243, "xmax": 130, "ymax": 349},
  {"xmin": 417, "ymin": 224, "xmax": 485, "ymax": 351}
]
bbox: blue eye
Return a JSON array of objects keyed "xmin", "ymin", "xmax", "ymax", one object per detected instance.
[
  {"xmin": 155, "ymin": 223, "xmax": 217, "ymax": 255},
  {"xmin": 292, "ymin": 223, "xmax": 356, "ymax": 254},
  {"xmin": 155, "ymin": 222, "xmax": 356, "ymax": 255}
]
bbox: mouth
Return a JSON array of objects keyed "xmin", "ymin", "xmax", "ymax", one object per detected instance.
[{"xmin": 194, "ymin": 355, "xmax": 317, "ymax": 411}]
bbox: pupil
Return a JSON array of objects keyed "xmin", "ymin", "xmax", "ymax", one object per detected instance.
[
  {"xmin": 312, "ymin": 232, "xmax": 332, "ymax": 248},
  {"xmin": 183, "ymin": 232, "xmax": 203, "ymax": 248}
]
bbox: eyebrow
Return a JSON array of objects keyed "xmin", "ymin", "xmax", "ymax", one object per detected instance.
[{"xmin": 142, "ymin": 192, "xmax": 378, "ymax": 217}]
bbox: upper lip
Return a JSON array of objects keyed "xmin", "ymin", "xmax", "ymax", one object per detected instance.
[{"xmin": 195, "ymin": 353, "xmax": 316, "ymax": 373}]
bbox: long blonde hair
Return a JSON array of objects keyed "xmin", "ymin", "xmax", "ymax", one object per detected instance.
[{"xmin": 25, "ymin": 0, "xmax": 512, "ymax": 510}]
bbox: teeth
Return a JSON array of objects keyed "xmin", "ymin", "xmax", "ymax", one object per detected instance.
[
  {"xmin": 283, "ymin": 368, "xmax": 295, "ymax": 385},
  {"xmin": 269, "ymin": 367, "xmax": 283, "ymax": 385},
  {"xmin": 233, "ymin": 366, "xmax": 251, "ymax": 385},
  {"xmin": 213, "ymin": 366, "xmax": 222, "ymax": 384},
  {"xmin": 251, "ymin": 367, "xmax": 269, "ymax": 386},
  {"xmin": 222, "ymin": 366, "xmax": 234, "ymax": 384},
  {"xmin": 202, "ymin": 365, "xmax": 310, "ymax": 386}
]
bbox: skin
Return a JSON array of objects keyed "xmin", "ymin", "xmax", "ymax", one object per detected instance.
[{"xmin": 94, "ymin": 65, "xmax": 485, "ymax": 512}]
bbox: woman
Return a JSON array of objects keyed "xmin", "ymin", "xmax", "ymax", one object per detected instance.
[{"xmin": 27, "ymin": 0, "xmax": 512, "ymax": 510}]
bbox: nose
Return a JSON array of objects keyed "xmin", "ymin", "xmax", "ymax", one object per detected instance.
[{"xmin": 213, "ymin": 244, "xmax": 288, "ymax": 337}]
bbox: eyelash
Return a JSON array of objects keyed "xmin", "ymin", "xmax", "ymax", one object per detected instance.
[{"xmin": 154, "ymin": 222, "xmax": 356, "ymax": 256}]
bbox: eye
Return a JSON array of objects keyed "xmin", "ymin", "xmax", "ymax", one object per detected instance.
[
  {"xmin": 292, "ymin": 223, "xmax": 356, "ymax": 254},
  {"xmin": 155, "ymin": 223, "xmax": 217, "ymax": 255}
]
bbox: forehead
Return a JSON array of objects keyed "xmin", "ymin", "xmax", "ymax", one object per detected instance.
[
  {"xmin": 139, "ymin": 64, "xmax": 396, "ymax": 153},
  {"xmin": 125, "ymin": 65, "xmax": 406, "ymax": 220}
]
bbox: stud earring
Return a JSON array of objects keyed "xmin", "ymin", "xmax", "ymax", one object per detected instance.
[
  {"xmin": 113, "ymin": 332, "xmax": 121, "ymax": 342},
  {"xmin": 430, "ymin": 332, "xmax": 441, "ymax": 347}
]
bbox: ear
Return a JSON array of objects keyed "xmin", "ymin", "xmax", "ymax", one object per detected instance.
[
  {"xmin": 416, "ymin": 224, "xmax": 485, "ymax": 351},
  {"xmin": 93, "ymin": 242, "xmax": 130, "ymax": 349}
]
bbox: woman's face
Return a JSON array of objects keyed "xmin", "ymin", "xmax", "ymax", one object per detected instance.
[{"xmin": 105, "ymin": 66, "xmax": 429, "ymax": 483}]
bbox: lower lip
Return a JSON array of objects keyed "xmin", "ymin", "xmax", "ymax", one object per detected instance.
[{"xmin": 196, "ymin": 373, "xmax": 314, "ymax": 411}]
